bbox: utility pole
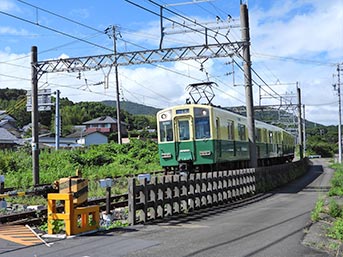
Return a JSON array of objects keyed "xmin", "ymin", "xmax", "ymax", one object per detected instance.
[
  {"xmin": 335, "ymin": 64, "xmax": 342, "ymax": 163},
  {"xmin": 55, "ymin": 90, "xmax": 60, "ymax": 150},
  {"xmin": 31, "ymin": 46, "xmax": 39, "ymax": 185},
  {"xmin": 105, "ymin": 25, "xmax": 122, "ymax": 144},
  {"xmin": 303, "ymin": 104, "xmax": 306, "ymax": 157},
  {"xmin": 240, "ymin": 3, "xmax": 257, "ymax": 167},
  {"xmin": 297, "ymin": 84, "xmax": 303, "ymax": 159}
]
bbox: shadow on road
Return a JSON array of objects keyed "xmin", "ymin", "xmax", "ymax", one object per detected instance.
[{"xmin": 273, "ymin": 164, "xmax": 327, "ymax": 194}]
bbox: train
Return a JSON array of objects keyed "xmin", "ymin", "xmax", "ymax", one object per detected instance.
[{"xmin": 157, "ymin": 103, "xmax": 295, "ymax": 172}]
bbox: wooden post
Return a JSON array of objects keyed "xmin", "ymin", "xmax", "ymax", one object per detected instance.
[{"xmin": 128, "ymin": 178, "xmax": 136, "ymax": 225}]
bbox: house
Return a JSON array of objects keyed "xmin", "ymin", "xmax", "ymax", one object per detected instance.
[
  {"xmin": 0, "ymin": 111, "xmax": 21, "ymax": 138},
  {"xmin": 83, "ymin": 116, "xmax": 128, "ymax": 136},
  {"xmin": 67, "ymin": 130, "xmax": 108, "ymax": 146},
  {"xmin": 0, "ymin": 111, "xmax": 16, "ymax": 124},
  {"xmin": 0, "ymin": 128, "xmax": 19, "ymax": 149},
  {"xmin": 37, "ymin": 136, "xmax": 82, "ymax": 149}
]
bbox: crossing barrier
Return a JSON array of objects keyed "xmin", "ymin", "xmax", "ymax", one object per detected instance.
[{"xmin": 47, "ymin": 193, "xmax": 99, "ymax": 236}]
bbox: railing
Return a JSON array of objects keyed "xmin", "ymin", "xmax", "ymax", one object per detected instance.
[
  {"xmin": 128, "ymin": 159, "xmax": 308, "ymax": 225},
  {"xmin": 128, "ymin": 169, "xmax": 255, "ymax": 225}
]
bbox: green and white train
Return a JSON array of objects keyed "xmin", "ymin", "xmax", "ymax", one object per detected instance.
[{"xmin": 157, "ymin": 103, "xmax": 295, "ymax": 172}]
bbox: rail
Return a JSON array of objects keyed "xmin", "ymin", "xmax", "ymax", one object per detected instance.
[{"xmin": 0, "ymin": 193, "xmax": 128, "ymax": 224}]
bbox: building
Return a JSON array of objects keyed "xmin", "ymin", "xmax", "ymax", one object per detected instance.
[
  {"xmin": 0, "ymin": 127, "xmax": 19, "ymax": 149},
  {"xmin": 67, "ymin": 130, "xmax": 108, "ymax": 146},
  {"xmin": 82, "ymin": 116, "xmax": 128, "ymax": 136}
]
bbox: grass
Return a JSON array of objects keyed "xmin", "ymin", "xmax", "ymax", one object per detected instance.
[{"xmin": 311, "ymin": 198, "xmax": 324, "ymax": 222}]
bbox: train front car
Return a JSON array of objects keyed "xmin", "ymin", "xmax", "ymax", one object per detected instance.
[{"xmin": 157, "ymin": 104, "xmax": 215, "ymax": 173}]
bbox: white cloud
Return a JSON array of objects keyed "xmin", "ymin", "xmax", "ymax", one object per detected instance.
[
  {"xmin": 0, "ymin": 0, "xmax": 17, "ymax": 12},
  {"xmin": 246, "ymin": 0, "xmax": 343, "ymax": 125}
]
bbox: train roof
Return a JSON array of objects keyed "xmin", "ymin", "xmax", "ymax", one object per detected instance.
[{"xmin": 158, "ymin": 103, "xmax": 292, "ymax": 135}]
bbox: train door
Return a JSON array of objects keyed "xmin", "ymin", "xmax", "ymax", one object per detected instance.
[{"xmin": 175, "ymin": 117, "xmax": 195, "ymax": 163}]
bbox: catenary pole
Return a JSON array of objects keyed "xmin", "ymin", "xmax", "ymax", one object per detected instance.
[
  {"xmin": 297, "ymin": 84, "xmax": 303, "ymax": 159},
  {"xmin": 338, "ymin": 64, "xmax": 342, "ymax": 163},
  {"xmin": 55, "ymin": 89, "xmax": 60, "ymax": 150},
  {"xmin": 106, "ymin": 25, "xmax": 122, "ymax": 144},
  {"xmin": 240, "ymin": 4, "xmax": 257, "ymax": 167},
  {"xmin": 31, "ymin": 46, "xmax": 39, "ymax": 185}
]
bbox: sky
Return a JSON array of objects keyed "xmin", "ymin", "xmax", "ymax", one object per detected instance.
[{"xmin": 0, "ymin": 0, "xmax": 342, "ymax": 126}]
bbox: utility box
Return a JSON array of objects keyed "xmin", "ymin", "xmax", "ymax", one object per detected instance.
[{"xmin": 59, "ymin": 177, "xmax": 88, "ymax": 206}]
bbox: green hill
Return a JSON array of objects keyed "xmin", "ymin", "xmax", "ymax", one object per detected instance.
[{"xmin": 102, "ymin": 100, "xmax": 160, "ymax": 115}]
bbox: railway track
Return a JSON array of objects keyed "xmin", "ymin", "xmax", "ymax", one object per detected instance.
[{"xmin": 0, "ymin": 193, "xmax": 128, "ymax": 225}]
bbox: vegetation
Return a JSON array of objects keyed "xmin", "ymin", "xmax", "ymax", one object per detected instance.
[
  {"xmin": 311, "ymin": 198, "xmax": 324, "ymax": 222},
  {"xmin": 0, "ymin": 139, "xmax": 160, "ymax": 193},
  {"xmin": 306, "ymin": 126, "xmax": 338, "ymax": 157},
  {"xmin": 0, "ymin": 89, "xmax": 157, "ymax": 138},
  {"xmin": 309, "ymin": 163, "xmax": 343, "ymax": 252}
]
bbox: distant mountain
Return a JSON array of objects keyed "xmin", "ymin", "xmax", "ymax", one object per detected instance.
[{"xmin": 102, "ymin": 100, "xmax": 161, "ymax": 116}]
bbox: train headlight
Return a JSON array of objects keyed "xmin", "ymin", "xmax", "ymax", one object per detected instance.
[
  {"xmin": 202, "ymin": 110, "xmax": 207, "ymax": 116},
  {"xmin": 160, "ymin": 111, "xmax": 171, "ymax": 121}
]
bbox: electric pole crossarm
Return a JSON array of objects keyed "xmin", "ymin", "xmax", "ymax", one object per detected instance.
[{"xmin": 36, "ymin": 42, "xmax": 242, "ymax": 74}]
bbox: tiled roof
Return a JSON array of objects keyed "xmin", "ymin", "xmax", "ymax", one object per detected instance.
[
  {"xmin": 0, "ymin": 128, "xmax": 18, "ymax": 142},
  {"xmin": 66, "ymin": 130, "xmax": 106, "ymax": 138},
  {"xmin": 83, "ymin": 116, "xmax": 118, "ymax": 125}
]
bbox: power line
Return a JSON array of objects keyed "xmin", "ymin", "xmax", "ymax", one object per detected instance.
[
  {"xmin": 17, "ymin": 0, "xmax": 104, "ymax": 34},
  {"xmin": 0, "ymin": 10, "xmax": 113, "ymax": 52}
]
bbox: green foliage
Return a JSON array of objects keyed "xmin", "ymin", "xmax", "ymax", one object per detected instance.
[
  {"xmin": 0, "ymin": 139, "xmax": 160, "ymax": 189},
  {"xmin": 6, "ymin": 195, "xmax": 46, "ymax": 206},
  {"xmin": 49, "ymin": 219, "xmax": 65, "ymax": 234},
  {"xmin": 328, "ymin": 199, "xmax": 341, "ymax": 218},
  {"xmin": 328, "ymin": 218, "xmax": 343, "ymax": 240},
  {"xmin": 306, "ymin": 126, "xmax": 338, "ymax": 157},
  {"xmin": 311, "ymin": 198, "xmax": 324, "ymax": 222},
  {"xmin": 329, "ymin": 165, "xmax": 343, "ymax": 197}
]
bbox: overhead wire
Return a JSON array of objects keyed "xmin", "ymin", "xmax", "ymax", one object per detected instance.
[
  {"xmin": 2, "ymin": 0, "xmax": 300, "ymax": 109},
  {"xmin": 136, "ymin": 0, "xmax": 290, "ymax": 104},
  {"xmin": 0, "ymin": 10, "xmax": 113, "ymax": 52}
]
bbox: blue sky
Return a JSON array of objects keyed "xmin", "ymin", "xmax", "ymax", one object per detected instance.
[{"xmin": 0, "ymin": 0, "xmax": 343, "ymax": 126}]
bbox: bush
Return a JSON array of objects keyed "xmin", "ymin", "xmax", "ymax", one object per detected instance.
[
  {"xmin": 329, "ymin": 199, "xmax": 341, "ymax": 218},
  {"xmin": 311, "ymin": 198, "xmax": 324, "ymax": 222},
  {"xmin": 328, "ymin": 218, "xmax": 343, "ymax": 240},
  {"xmin": 0, "ymin": 140, "xmax": 160, "ymax": 190}
]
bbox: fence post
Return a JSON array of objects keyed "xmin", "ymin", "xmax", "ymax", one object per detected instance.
[
  {"xmin": 151, "ymin": 176, "xmax": 158, "ymax": 220},
  {"xmin": 128, "ymin": 178, "xmax": 136, "ymax": 225},
  {"xmin": 139, "ymin": 178, "xmax": 148, "ymax": 223},
  {"xmin": 188, "ymin": 173, "xmax": 195, "ymax": 211}
]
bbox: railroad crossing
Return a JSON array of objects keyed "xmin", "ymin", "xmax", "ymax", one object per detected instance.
[{"xmin": 0, "ymin": 225, "xmax": 43, "ymax": 247}]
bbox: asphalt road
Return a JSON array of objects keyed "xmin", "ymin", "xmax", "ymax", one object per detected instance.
[{"xmin": 0, "ymin": 159, "xmax": 334, "ymax": 257}]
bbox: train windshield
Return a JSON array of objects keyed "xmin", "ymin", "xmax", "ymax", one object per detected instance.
[
  {"xmin": 178, "ymin": 120, "xmax": 190, "ymax": 140},
  {"xmin": 195, "ymin": 117, "xmax": 210, "ymax": 139},
  {"xmin": 159, "ymin": 120, "xmax": 173, "ymax": 142},
  {"xmin": 194, "ymin": 108, "xmax": 210, "ymax": 139}
]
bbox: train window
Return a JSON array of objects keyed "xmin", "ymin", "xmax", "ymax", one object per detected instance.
[
  {"xmin": 195, "ymin": 116, "xmax": 210, "ymax": 139},
  {"xmin": 159, "ymin": 120, "xmax": 173, "ymax": 142},
  {"xmin": 178, "ymin": 120, "xmax": 190, "ymax": 140},
  {"xmin": 256, "ymin": 128, "xmax": 262, "ymax": 142},
  {"xmin": 238, "ymin": 124, "xmax": 246, "ymax": 141},
  {"xmin": 269, "ymin": 131, "xmax": 274, "ymax": 143},
  {"xmin": 227, "ymin": 120, "xmax": 234, "ymax": 140}
]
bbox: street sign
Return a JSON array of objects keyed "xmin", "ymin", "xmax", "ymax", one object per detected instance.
[{"xmin": 26, "ymin": 89, "xmax": 52, "ymax": 112}]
